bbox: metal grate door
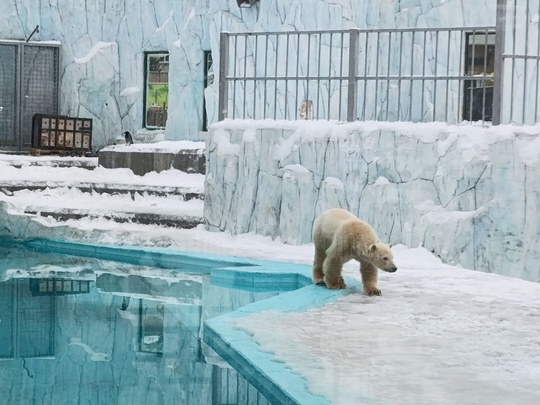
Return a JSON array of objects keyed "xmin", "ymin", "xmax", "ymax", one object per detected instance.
[
  {"xmin": 0, "ymin": 41, "xmax": 59, "ymax": 151},
  {"xmin": 0, "ymin": 44, "xmax": 18, "ymax": 148}
]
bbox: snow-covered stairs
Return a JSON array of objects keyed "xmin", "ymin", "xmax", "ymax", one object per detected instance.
[
  {"xmin": 0, "ymin": 154, "xmax": 205, "ymax": 229},
  {"xmin": 22, "ymin": 207, "xmax": 204, "ymax": 229}
]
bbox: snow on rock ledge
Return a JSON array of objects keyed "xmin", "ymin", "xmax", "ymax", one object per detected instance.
[{"xmin": 204, "ymin": 120, "xmax": 540, "ymax": 282}]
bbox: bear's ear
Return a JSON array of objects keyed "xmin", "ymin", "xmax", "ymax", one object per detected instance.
[
  {"xmin": 389, "ymin": 243, "xmax": 393, "ymax": 248},
  {"xmin": 369, "ymin": 244, "xmax": 377, "ymax": 253}
]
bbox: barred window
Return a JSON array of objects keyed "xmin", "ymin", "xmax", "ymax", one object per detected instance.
[
  {"xmin": 463, "ymin": 32, "xmax": 495, "ymax": 122},
  {"xmin": 144, "ymin": 52, "xmax": 169, "ymax": 129}
]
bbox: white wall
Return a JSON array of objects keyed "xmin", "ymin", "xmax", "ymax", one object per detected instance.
[
  {"xmin": 0, "ymin": 0, "xmax": 497, "ymax": 148},
  {"xmin": 204, "ymin": 120, "xmax": 540, "ymax": 283}
]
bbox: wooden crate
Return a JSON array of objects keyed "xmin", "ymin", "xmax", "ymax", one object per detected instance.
[{"xmin": 32, "ymin": 114, "xmax": 93, "ymax": 154}]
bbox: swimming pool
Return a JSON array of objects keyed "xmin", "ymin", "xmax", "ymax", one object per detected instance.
[{"xmin": 0, "ymin": 237, "xmax": 310, "ymax": 405}]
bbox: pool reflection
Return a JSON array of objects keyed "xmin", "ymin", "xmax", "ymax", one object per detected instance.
[{"xmin": 0, "ymin": 255, "xmax": 275, "ymax": 405}]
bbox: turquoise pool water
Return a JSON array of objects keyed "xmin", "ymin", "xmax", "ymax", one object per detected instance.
[{"xmin": 0, "ymin": 238, "xmax": 281, "ymax": 405}]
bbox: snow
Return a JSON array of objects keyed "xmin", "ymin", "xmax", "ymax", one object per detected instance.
[
  {"xmin": 0, "ymin": 40, "xmax": 61, "ymax": 45},
  {"xmin": 284, "ymin": 164, "xmax": 310, "ymax": 174},
  {"xmin": 154, "ymin": 10, "xmax": 174, "ymax": 34},
  {"xmin": 1, "ymin": 150, "xmax": 540, "ymax": 404},
  {"xmin": 74, "ymin": 41, "xmax": 116, "ymax": 64},
  {"xmin": 242, "ymin": 266, "xmax": 538, "ymax": 403},
  {"xmin": 373, "ymin": 176, "xmax": 390, "ymax": 186},
  {"xmin": 515, "ymin": 131, "xmax": 540, "ymax": 165},
  {"xmin": 173, "ymin": 8, "xmax": 196, "ymax": 48},
  {"xmin": 322, "ymin": 176, "xmax": 344, "ymax": 188},
  {"xmin": 233, "ymin": 118, "xmax": 473, "ymax": 164},
  {"xmin": 100, "ymin": 140, "xmax": 205, "ymax": 154},
  {"xmin": 234, "ymin": 247, "xmax": 540, "ymax": 404},
  {"xmin": 0, "ymin": 164, "xmax": 204, "ymax": 191},
  {"xmin": 212, "ymin": 128, "xmax": 241, "ymax": 156},
  {"xmin": 119, "ymin": 87, "xmax": 141, "ymax": 96},
  {"xmin": 0, "ymin": 187, "xmax": 204, "ymax": 217}
]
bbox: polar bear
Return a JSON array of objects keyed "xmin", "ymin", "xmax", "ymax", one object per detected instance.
[{"xmin": 312, "ymin": 208, "xmax": 397, "ymax": 295}]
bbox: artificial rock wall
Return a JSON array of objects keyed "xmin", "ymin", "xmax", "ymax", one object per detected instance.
[
  {"xmin": 0, "ymin": 0, "xmax": 496, "ymax": 148},
  {"xmin": 204, "ymin": 120, "xmax": 540, "ymax": 282}
]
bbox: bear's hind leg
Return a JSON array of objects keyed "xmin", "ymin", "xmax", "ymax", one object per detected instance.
[
  {"xmin": 360, "ymin": 259, "xmax": 380, "ymax": 296},
  {"xmin": 312, "ymin": 249, "xmax": 326, "ymax": 285},
  {"xmin": 323, "ymin": 255, "xmax": 346, "ymax": 289}
]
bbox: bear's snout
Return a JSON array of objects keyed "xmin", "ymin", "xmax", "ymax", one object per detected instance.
[{"xmin": 384, "ymin": 265, "xmax": 397, "ymax": 273}]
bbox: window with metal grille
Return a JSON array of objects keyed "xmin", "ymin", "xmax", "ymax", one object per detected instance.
[
  {"xmin": 144, "ymin": 52, "xmax": 169, "ymax": 129},
  {"xmin": 463, "ymin": 32, "xmax": 495, "ymax": 122},
  {"xmin": 203, "ymin": 50, "xmax": 214, "ymax": 132}
]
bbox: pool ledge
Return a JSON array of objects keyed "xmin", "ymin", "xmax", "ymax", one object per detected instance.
[{"xmin": 203, "ymin": 281, "xmax": 363, "ymax": 405}]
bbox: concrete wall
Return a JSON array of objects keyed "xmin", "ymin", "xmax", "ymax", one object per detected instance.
[
  {"xmin": 99, "ymin": 148, "xmax": 205, "ymax": 175},
  {"xmin": 204, "ymin": 120, "xmax": 540, "ymax": 283}
]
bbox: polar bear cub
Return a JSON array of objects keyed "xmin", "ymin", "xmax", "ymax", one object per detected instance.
[{"xmin": 312, "ymin": 208, "xmax": 397, "ymax": 295}]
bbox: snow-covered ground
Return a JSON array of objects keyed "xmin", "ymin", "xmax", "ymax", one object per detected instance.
[
  {"xmin": 236, "ymin": 246, "xmax": 540, "ymax": 405},
  {"xmin": 0, "ymin": 186, "xmax": 204, "ymax": 217},
  {"xmin": 1, "ymin": 152, "xmax": 539, "ymax": 405}
]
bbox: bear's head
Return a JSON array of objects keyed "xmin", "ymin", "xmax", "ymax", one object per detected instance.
[{"xmin": 364, "ymin": 243, "xmax": 397, "ymax": 273}]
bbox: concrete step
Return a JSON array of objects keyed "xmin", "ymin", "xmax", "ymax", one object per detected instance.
[
  {"xmin": 1, "ymin": 183, "xmax": 205, "ymax": 230},
  {"xmin": 98, "ymin": 142, "xmax": 206, "ymax": 176},
  {"xmin": 23, "ymin": 207, "xmax": 204, "ymax": 229},
  {"xmin": 0, "ymin": 155, "xmax": 98, "ymax": 169},
  {"xmin": 0, "ymin": 148, "xmax": 206, "ymax": 230},
  {"xmin": 0, "ymin": 182, "xmax": 204, "ymax": 201}
]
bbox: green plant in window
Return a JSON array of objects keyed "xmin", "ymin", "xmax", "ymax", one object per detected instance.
[{"xmin": 147, "ymin": 84, "xmax": 169, "ymax": 109}]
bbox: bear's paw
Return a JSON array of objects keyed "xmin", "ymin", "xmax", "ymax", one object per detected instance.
[
  {"xmin": 364, "ymin": 286, "xmax": 382, "ymax": 296},
  {"xmin": 324, "ymin": 276, "xmax": 347, "ymax": 289}
]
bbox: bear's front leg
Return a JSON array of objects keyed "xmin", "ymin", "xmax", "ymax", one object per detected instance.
[
  {"xmin": 360, "ymin": 259, "xmax": 381, "ymax": 296},
  {"xmin": 323, "ymin": 255, "xmax": 346, "ymax": 289},
  {"xmin": 312, "ymin": 248, "xmax": 326, "ymax": 285}
]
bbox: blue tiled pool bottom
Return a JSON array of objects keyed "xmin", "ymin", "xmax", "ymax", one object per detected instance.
[{"xmin": 0, "ymin": 238, "xmax": 349, "ymax": 405}]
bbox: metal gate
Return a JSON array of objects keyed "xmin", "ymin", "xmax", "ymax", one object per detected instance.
[
  {"xmin": 0, "ymin": 41, "xmax": 59, "ymax": 151},
  {"xmin": 494, "ymin": 0, "xmax": 540, "ymax": 125}
]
